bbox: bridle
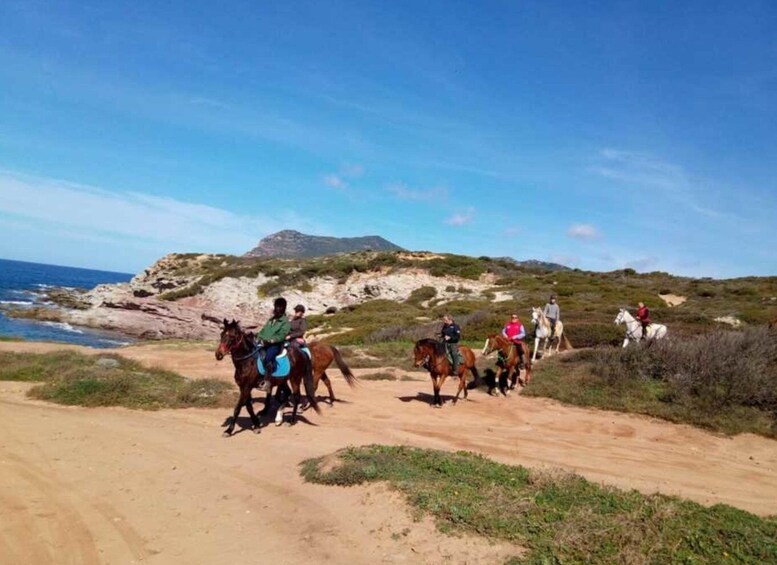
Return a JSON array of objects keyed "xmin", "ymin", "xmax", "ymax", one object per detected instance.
[{"xmin": 221, "ymin": 329, "xmax": 260, "ymax": 361}]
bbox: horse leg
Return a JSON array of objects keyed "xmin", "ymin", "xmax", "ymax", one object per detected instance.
[
  {"xmin": 432, "ymin": 375, "xmax": 444, "ymax": 407},
  {"xmin": 496, "ymin": 367, "xmax": 507, "ymax": 396},
  {"xmin": 622, "ymin": 337, "xmax": 629, "ymax": 348},
  {"xmin": 454, "ymin": 374, "xmax": 466, "ymax": 403},
  {"xmin": 257, "ymin": 383, "xmax": 273, "ymax": 417},
  {"xmin": 224, "ymin": 388, "xmax": 249, "ymax": 436},
  {"xmin": 289, "ymin": 380, "xmax": 302, "ymax": 425},
  {"xmin": 509, "ymin": 365, "xmax": 519, "ymax": 390},
  {"xmin": 321, "ymin": 371, "xmax": 336, "ymax": 405},
  {"xmin": 245, "ymin": 396, "xmax": 261, "ymax": 432},
  {"xmin": 532, "ymin": 337, "xmax": 539, "ymax": 362}
]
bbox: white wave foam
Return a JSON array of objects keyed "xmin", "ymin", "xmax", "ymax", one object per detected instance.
[
  {"xmin": 0, "ymin": 300, "xmax": 34, "ymax": 306},
  {"xmin": 41, "ymin": 321, "xmax": 84, "ymax": 334},
  {"xmin": 99, "ymin": 339, "xmax": 132, "ymax": 346}
]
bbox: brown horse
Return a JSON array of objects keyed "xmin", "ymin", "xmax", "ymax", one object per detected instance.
[
  {"xmin": 307, "ymin": 340, "xmax": 358, "ymax": 404},
  {"xmin": 215, "ymin": 319, "xmax": 320, "ymax": 436},
  {"xmin": 482, "ymin": 334, "xmax": 533, "ymax": 395},
  {"xmin": 413, "ymin": 339, "xmax": 480, "ymax": 407}
]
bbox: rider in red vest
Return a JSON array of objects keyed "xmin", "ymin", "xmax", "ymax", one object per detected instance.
[
  {"xmin": 502, "ymin": 313, "xmax": 526, "ymax": 368},
  {"xmin": 636, "ymin": 302, "xmax": 651, "ymax": 340}
]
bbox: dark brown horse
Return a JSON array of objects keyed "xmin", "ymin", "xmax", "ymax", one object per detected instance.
[
  {"xmin": 307, "ymin": 340, "xmax": 358, "ymax": 404},
  {"xmin": 482, "ymin": 334, "xmax": 533, "ymax": 395},
  {"xmin": 413, "ymin": 339, "xmax": 480, "ymax": 407},
  {"xmin": 215, "ymin": 319, "xmax": 320, "ymax": 436}
]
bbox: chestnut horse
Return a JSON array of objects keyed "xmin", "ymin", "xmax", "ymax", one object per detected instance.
[
  {"xmin": 413, "ymin": 339, "xmax": 480, "ymax": 407},
  {"xmin": 482, "ymin": 334, "xmax": 532, "ymax": 395},
  {"xmin": 307, "ymin": 340, "xmax": 358, "ymax": 404},
  {"xmin": 215, "ymin": 319, "xmax": 319, "ymax": 435}
]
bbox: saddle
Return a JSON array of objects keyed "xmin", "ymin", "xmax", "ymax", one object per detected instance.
[{"xmin": 257, "ymin": 345, "xmax": 311, "ymax": 378}]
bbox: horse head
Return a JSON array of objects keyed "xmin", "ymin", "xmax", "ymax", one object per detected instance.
[
  {"xmin": 530, "ymin": 307, "xmax": 541, "ymax": 325},
  {"xmin": 614, "ymin": 309, "xmax": 626, "ymax": 325},
  {"xmin": 482, "ymin": 334, "xmax": 500, "ymax": 356},
  {"xmin": 215, "ymin": 318, "xmax": 244, "ymax": 360},
  {"xmin": 413, "ymin": 340, "xmax": 432, "ymax": 368}
]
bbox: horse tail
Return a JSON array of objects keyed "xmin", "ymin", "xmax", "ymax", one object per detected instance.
[
  {"xmin": 331, "ymin": 346, "xmax": 358, "ymax": 388},
  {"xmin": 561, "ymin": 334, "xmax": 573, "ymax": 351},
  {"xmin": 302, "ymin": 354, "xmax": 321, "ymax": 415},
  {"xmin": 467, "ymin": 365, "xmax": 481, "ymax": 390}
]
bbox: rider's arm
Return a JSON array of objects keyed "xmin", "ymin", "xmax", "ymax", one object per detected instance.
[{"xmin": 517, "ymin": 326, "xmax": 526, "ymax": 340}]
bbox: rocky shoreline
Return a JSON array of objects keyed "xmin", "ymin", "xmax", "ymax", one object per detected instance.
[{"xmin": 1, "ymin": 253, "xmax": 504, "ymax": 340}]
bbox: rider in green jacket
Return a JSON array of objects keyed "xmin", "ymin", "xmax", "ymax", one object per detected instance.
[{"xmin": 258, "ymin": 297, "xmax": 291, "ymax": 378}]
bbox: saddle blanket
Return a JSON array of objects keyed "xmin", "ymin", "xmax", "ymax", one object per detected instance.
[{"xmin": 257, "ymin": 346, "xmax": 311, "ymax": 378}]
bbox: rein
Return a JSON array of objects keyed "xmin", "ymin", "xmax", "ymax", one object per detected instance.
[
  {"xmin": 224, "ymin": 331, "xmax": 261, "ymax": 362},
  {"xmin": 619, "ymin": 312, "xmax": 642, "ymax": 340}
]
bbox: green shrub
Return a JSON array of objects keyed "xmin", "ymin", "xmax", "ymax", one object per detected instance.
[{"xmin": 303, "ymin": 446, "xmax": 777, "ymax": 564}]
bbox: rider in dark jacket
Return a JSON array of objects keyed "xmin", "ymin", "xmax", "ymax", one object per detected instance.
[{"xmin": 440, "ymin": 314, "xmax": 462, "ymax": 375}]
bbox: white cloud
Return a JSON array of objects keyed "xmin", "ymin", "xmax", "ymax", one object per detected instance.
[
  {"xmin": 387, "ymin": 183, "xmax": 447, "ymax": 201},
  {"xmin": 322, "ymin": 164, "xmax": 365, "ymax": 190},
  {"xmin": 591, "ymin": 149, "xmax": 723, "ymax": 218},
  {"xmin": 445, "ymin": 207, "xmax": 475, "ymax": 226},
  {"xmin": 0, "ymin": 170, "xmax": 312, "ymax": 255},
  {"xmin": 567, "ymin": 223, "xmax": 601, "ymax": 241},
  {"xmin": 342, "ymin": 164, "xmax": 365, "ymax": 177},
  {"xmin": 323, "ymin": 174, "xmax": 347, "ymax": 190}
]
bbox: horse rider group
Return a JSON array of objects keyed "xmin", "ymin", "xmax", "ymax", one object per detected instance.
[{"xmin": 440, "ymin": 294, "xmax": 563, "ymax": 372}]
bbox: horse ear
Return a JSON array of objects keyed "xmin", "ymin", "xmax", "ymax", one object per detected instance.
[{"xmin": 223, "ymin": 318, "xmax": 228, "ymax": 327}]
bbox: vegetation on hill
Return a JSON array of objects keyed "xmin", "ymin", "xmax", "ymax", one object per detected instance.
[
  {"xmin": 303, "ymin": 445, "xmax": 777, "ymax": 564},
  {"xmin": 0, "ymin": 351, "xmax": 234, "ymax": 409},
  {"xmin": 526, "ymin": 326, "xmax": 777, "ymax": 437},
  {"xmin": 149, "ymin": 250, "xmax": 777, "ymax": 349}
]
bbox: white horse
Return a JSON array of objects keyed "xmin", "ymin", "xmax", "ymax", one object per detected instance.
[
  {"xmin": 614, "ymin": 308, "xmax": 667, "ymax": 348},
  {"xmin": 530, "ymin": 307, "xmax": 565, "ymax": 362}
]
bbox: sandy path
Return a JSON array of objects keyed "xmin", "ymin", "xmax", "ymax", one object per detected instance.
[{"xmin": 1, "ymin": 341, "xmax": 776, "ymax": 564}]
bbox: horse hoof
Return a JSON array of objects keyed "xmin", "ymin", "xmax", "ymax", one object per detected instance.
[
  {"xmin": 222, "ymin": 430, "xmax": 233, "ymax": 438},
  {"xmin": 275, "ymin": 412, "xmax": 284, "ymax": 426}
]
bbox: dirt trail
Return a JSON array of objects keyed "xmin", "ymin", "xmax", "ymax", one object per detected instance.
[{"xmin": 1, "ymin": 341, "xmax": 776, "ymax": 564}]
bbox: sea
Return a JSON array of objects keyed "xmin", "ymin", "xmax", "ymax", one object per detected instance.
[{"xmin": 0, "ymin": 258, "xmax": 135, "ymax": 348}]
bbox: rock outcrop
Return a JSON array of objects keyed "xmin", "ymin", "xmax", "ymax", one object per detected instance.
[{"xmin": 33, "ymin": 253, "xmax": 507, "ymax": 340}]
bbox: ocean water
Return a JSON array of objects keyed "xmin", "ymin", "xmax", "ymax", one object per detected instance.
[{"xmin": 0, "ymin": 258, "xmax": 135, "ymax": 348}]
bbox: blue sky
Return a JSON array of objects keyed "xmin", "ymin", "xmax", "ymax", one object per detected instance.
[{"xmin": 0, "ymin": 1, "xmax": 775, "ymax": 277}]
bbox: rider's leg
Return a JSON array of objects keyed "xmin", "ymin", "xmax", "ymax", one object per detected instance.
[
  {"xmin": 549, "ymin": 318, "xmax": 557, "ymax": 338},
  {"xmin": 641, "ymin": 322, "xmax": 649, "ymax": 340},
  {"xmin": 449, "ymin": 343, "xmax": 459, "ymax": 375},
  {"xmin": 515, "ymin": 342, "xmax": 525, "ymax": 368},
  {"xmin": 263, "ymin": 343, "xmax": 282, "ymax": 374}
]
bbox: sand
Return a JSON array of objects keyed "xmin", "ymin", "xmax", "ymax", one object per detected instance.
[{"xmin": 1, "ymin": 340, "xmax": 776, "ymax": 564}]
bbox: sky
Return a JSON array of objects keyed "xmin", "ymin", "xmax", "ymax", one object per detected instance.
[{"xmin": 0, "ymin": 1, "xmax": 776, "ymax": 277}]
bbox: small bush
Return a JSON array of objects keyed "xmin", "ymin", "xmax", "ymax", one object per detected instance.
[
  {"xmin": 0, "ymin": 351, "xmax": 234, "ymax": 409},
  {"xmin": 405, "ymin": 286, "xmax": 437, "ymax": 305}
]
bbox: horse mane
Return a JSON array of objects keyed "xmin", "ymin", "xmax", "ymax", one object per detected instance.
[{"xmin": 417, "ymin": 338, "xmax": 446, "ymax": 357}]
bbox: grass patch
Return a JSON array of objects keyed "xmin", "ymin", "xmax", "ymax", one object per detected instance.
[
  {"xmin": 0, "ymin": 351, "xmax": 235, "ymax": 409},
  {"xmin": 302, "ymin": 445, "xmax": 777, "ymax": 564}
]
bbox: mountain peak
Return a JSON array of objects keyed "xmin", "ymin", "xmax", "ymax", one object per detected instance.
[{"xmin": 244, "ymin": 230, "xmax": 404, "ymax": 258}]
